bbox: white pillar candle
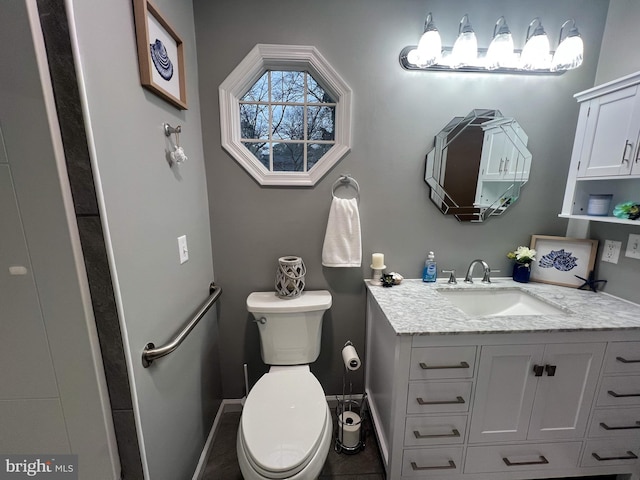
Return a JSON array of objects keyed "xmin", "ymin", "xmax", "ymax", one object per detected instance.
[{"xmin": 371, "ymin": 253, "xmax": 385, "ymax": 269}]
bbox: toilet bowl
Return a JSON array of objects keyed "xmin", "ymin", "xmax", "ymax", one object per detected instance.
[
  {"xmin": 237, "ymin": 366, "xmax": 332, "ymax": 479},
  {"xmin": 238, "ymin": 291, "xmax": 333, "ymax": 480}
]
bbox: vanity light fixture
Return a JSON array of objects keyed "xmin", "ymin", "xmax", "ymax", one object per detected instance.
[
  {"xmin": 449, "ymin": 14, "xmax": 477, "ymax": 68},
  {"xmin": 485, "ymin": 16, "xmax": 515, "ymax": 69},
  {"xmin": 520, "ymin": 18, "xmax": 551, "ymax": 70},
  {"xmin": 399, "ymin": 14, "xmax": 583, "ymax": 75},
  {"xmin": 551, "ymin": 19, "xmax": 583, "ymax": 71}
]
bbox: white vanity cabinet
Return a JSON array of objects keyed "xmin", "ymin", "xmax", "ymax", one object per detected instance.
[
  {"xmin": 561, "ymin": 71, "xmax": 640, "ymax": 224},
  {"xmin": 365, "ymin": 282, "xmax": 640, "ymax": 480},
  {"xmin": 468, "ymin": 342, "xmax": 605, "ymax": 444}
]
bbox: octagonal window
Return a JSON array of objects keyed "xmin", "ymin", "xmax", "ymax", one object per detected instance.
[{"xmin": 219, "ymin": 45, "xmax": 352, "ymax": 186}]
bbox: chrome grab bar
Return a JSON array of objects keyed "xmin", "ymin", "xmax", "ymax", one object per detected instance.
[{"xmin": 142, "ymin": 282, "xmax": 222, "ymax": 368}]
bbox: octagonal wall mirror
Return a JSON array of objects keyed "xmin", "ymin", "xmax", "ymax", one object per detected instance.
[{"xmin": 424, "ymin": 109, "xmax": 532, "ymax": 222}]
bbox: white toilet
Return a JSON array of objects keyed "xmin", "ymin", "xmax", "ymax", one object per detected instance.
[{"xmin": 237, "ymin": 290, "xmax": 333, "ymax": 480}]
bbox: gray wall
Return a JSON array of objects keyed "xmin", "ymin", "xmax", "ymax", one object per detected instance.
[
  {"xmin": 67, "ymin": 0, "xmax": 222, "ymax": 478},
  {"xmin": 588, "ymin": 0, "xmax": 640, "ymax": 303},
  {"xmin": 195, "ymin": 0, "xmax": 610, "ymax": 398}
]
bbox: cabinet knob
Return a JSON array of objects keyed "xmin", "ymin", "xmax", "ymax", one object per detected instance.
[
  {"xmin": 545, "ymin": 364, "xmax": 557, "ymax": 376},
  {"xmin": 533, "ymin": 364, "xmax": 544, "ymax": 377}
]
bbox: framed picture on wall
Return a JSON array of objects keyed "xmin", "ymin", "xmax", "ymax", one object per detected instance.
[
  {"xmin": 133, "ymin": 0, "xmax": 187, "ymax": 110},
  {"xmin": 529, "ymin": 235, "xmax": 599, "ymax": 288}
]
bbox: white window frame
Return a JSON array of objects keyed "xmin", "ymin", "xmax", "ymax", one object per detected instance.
[{"xmin": 219, "ymin": 44, "xmax": 353, "ymax": 186}]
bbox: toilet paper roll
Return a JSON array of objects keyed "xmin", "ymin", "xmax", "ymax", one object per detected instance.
[
  {"xmin": 342, "ymin": 344, "xmax": 361, "ymax": 371},
  {"xmin": 338, "ymin": 411, "xmax": 361, "ymax": 449}
]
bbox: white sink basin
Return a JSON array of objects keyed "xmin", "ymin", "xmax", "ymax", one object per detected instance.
[{"xmin": 436, "ymin": 288, "xmax": 568, "ymax": 317}]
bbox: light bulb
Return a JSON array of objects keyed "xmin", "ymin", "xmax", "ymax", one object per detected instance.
[
  {"xmin": 521, "ymin": 18, "xmax": 550, "ymax": 70},
  {"xmin": 450, "ymin": 14, "xmax": 477, "ymax": 68},
  {"xmin": 415, "ymin": 13, "xmax": 441, "ymax": 67},
  {"xmin": 552, "ymin": 20, "xmax": 583, "ymax": 71},
  {"xmin": 486, "ymin": 17, "xmax": 515, "ymax": 69}
]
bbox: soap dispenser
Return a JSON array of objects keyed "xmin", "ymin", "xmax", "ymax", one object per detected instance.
[{"xmin": 422, "ymin": 251, "xmax": 437, "ymax": 282}]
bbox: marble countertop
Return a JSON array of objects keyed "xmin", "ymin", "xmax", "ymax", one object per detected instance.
[{"xmin": 366, "ymin": 278, "xmax": 640, "ymax": 335}]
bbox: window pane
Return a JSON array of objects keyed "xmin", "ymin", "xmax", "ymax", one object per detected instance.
[
  {"xmin": 307, "ymin": 144, "xmax": 332, "ymax": 170},
  {"xmin": 242, "ymin": 142, "xmax": 269, "ymax": 169},
  {"xmin": 307, "ymin": 106, "xmax": 335, "ymax": 141},
  {"xmin": 271, "ymin": 71, "xmax": 305, "ymax": 103},
  {"xmin": 307, "ymin": 74, "xmax": 334, "ymax": 103},
  {"xmin": 272, "ymin": 105, "xmax": 304, "ymax": 140},
  {"xmin": 272, "ymin": 142, "xmax": 304, "ymax": 171},
  {"xmin": 241, "ymin": 72, "xmax": 269, "ymax": 102},
  {"xmin": 240, "ymin": 104, "xmax": 269, "ymax": 139}
]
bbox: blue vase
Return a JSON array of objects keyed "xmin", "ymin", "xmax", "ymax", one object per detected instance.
[{"xmin": 512, "ymin": 263, "xmax": 531, "ymax": 283}]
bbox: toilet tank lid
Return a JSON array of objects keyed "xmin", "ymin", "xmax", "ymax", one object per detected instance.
[{"xmin": 247, "ymin": 290, "xmax": 332, "ymax": 313}]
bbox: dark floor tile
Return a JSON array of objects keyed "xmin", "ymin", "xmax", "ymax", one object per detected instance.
[{"xmin": 201, "ymin": 408, "xmax": 384, "ymax": 479}]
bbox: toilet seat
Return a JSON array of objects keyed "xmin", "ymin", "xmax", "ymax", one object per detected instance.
[{"xmin": 241, "ymin": 366, "xmax": 328, "ymax": 477}]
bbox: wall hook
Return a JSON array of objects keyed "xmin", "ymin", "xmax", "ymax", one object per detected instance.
[{"xmin": 164, "ymin": 123, "xmax": 187, "ymax": 164}]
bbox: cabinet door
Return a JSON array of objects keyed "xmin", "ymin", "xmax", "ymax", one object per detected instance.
[
  {"xmin": 468, "ymin": 345, "xmax": 543, "ymax": 443},
  {"xmin": 480, "ymin": 127, "xmax": 509, "ymax": 180},
  {"xmin": 578, "ymin": 85, "xmax": 640, "ymax": 177},
  {"xmin": 528, "ymin": 342, "xmax": 605, "ymax": 440}
]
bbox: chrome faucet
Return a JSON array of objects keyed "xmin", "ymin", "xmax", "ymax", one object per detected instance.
[{"xmin": 464, "ymin": 259, "xmax": 492, "ymax": 284}]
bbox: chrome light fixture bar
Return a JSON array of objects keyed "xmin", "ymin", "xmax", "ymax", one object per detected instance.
[{"xmin": 400, "ymin": 13, "xmax": 584, "ymax": 75}]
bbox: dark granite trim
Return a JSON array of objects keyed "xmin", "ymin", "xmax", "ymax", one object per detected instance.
[{"xmin": 35, "ymin": 1, "xmax": 142, "ymax": 478}]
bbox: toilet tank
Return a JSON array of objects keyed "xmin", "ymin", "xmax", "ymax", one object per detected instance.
[{"xmin": 247, "ymin": 290, "xmax": 332, "ymax": 365}]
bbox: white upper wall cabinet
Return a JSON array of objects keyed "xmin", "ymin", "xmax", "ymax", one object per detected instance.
[
  {"xmin": 218, "ymin": 44, "xmax": 353, "ymax": 186},
  {"xmin": 561, "ymin": 71, "xmax": 640, "ymax": 224}
]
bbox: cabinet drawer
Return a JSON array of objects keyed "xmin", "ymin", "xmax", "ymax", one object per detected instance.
[
  {"xmin": 589, "ymin": 407, "xmax": 640, "ymax": 437},
  {"xmin": 605, "ymin": 342, "xmax": 640, "ymax": 374},
  {"xmin": 404, "ymin": 415, "xmax": 467, "ymax": 447},
  {"xmin": 465, "ymin": 442, "xmax": 581, "ymax": 473},
  {"xmin": 582, "ymin": 439, "xmax": 640, "ymax": 467},
  {"xmin": 597, "ymin": 376, "xmax": 640, "ymax": 406},
  {"xmin": 402, "ymin": 446, "xmax": 463, "ymax": 476},
  {"xmin": 409, "ymin": 346, "xmax": 476, "ymax": 380},
  {"xmin": 407, "ymin": 381, "xmax": 472, "ymax": 414}
]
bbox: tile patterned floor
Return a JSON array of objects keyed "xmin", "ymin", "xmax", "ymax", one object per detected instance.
[{"xmin": 199, "ymin": 410, "xmax": 617, "ymax": 480}]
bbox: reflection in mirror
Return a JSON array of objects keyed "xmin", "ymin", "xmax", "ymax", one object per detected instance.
[{"xmin": 424, "ymin": 109, "xmax": 532, "ymax": 222}]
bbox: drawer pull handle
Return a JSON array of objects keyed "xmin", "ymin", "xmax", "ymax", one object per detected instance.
[
  {"xmin": 413, "ymin": 428, "xmax": 460, "ymax": 439},
  {"xmin": 419, "ymin": 361, "xmax": 470, "ymax": 370},
  {"xmin": 417, "ymin": 396, "xmax": 465, "ymax": 405},
  {"xmin": 411, "ymin": 460, "xmax": 456, "ymax": 471},
  {"xmin": 600, "ymin": 421, "xmax": 640, "ymax": 430},
  {"xmin": 616, "ymin": 356, "xmax": 640, "ymax": 364},
  {"xmin": 608, "ymin": 390, "xmax": 640, "ymax": 398},
  {"xmin": 503, "ymin": 455, "xmax": 549, "ymax": 467},
  {"xmin": 592, "ymin": 451, "xmax": 638, "ymax": 462}
]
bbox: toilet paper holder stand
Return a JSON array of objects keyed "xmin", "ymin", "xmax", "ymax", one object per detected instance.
[{"xmin": 335, "ymin": 341, "xmax": 368, "ymax": 454}]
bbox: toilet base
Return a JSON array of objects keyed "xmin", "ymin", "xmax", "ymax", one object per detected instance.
[{"xmin": 237, "ymin": 403, "xmax": 333, "ymax": 480}]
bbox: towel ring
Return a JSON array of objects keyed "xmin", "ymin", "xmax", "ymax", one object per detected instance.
[{"xmin": 332, "ymin": 175, "xmax": 360, "ymax": 201}]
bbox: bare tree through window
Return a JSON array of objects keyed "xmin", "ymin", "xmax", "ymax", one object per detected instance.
[{"xmin": 240, "ymin": 70, "xmax": 336, "ymax": 172}]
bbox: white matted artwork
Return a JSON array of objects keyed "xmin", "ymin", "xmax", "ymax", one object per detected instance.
[
  {"xmin": 529, "ymin": 235, "xmax": 599, "ymax": 288},
  {"xmin": 133, "ymin": 0, "xmax": 187, "ymax": 110}
]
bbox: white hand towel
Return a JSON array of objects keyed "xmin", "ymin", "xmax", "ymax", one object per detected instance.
[{"xmin": 322, "ymin": 197, "xmax": 362, "ymax": 267}]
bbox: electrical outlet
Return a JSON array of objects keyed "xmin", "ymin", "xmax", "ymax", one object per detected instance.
[
  {"xmin": 602, "ymin": 240, "xmax": 622, "ymax": 264},
  {"xmin": 178, "ymin": 235, "xmax": 189, "ymax": 264},
  {"xmin": 625, "ymin": 233, "xmax": 640, "ymax": 260}
]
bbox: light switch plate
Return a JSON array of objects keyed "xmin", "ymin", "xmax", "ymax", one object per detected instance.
[
  {"xmin": 178, "ymin": 235, "xmax": 189, "ymax": 264},
  {"xmin": 626, "ymin": 234, "xmax": 640, "ymax": 259},
  {"xmin": 602, "ymin": 240, "xmax": 622, "ymax": 264}
]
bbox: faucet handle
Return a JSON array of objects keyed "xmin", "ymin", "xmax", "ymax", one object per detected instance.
[
  {"xmin": 482, "ymin": 269, "xmax": 500, "ymax": 283},
  {"xmin": 442, "ymin": 269, "xmax": 457, "ymax": 284}
]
